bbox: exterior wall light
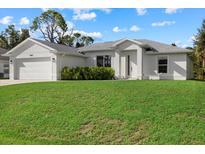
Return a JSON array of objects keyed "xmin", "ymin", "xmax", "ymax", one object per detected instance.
[{"xmin": 52, "ymin": 57, "xmax": 56, "ymax": 62}]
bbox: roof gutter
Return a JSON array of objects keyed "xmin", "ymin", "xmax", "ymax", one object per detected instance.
[
  {"xmin": 79, "ymin": 48, "xmax": 113, "ymax": 53},
  {"xmin": 56, "ymin": 51, "xmax": 89, "ymax": 58},
  {"xmin": 145, "ymin": 50, "xmax": 193, "ymax": 55}
]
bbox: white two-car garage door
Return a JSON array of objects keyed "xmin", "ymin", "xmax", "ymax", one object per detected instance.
[{"xmin": 15, "ymin": 57, "xmax": 52, "ymax": 80}]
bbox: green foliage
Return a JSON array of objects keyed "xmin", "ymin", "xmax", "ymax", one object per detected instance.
[
  {"xmin": 193, "ymin": 19, "xmax": 205, "ymax": 79},
  {"xmin": 31, "ymin": 9, "xmax": 68, "ymax": 43},
  {"xmin": 0, "ymin": 25, "xmax": 30, "ymax": 49},
  {"xmin": 0, "ymin": 34, "xmax": 9, "ymax": 49},
  {"xmin": 30, "ymin": 9, "xmax": 94, "ymax": 48},
  {"xmin": 61, "ymin": 66, "xmax": 115, "ymax": 80},
  {"xmin": 74, "ymin": 33, "xmax": 94, "ymax": 48},
  {"xmin": 20, "ymin": 29, "xmax": 30, "ymax": 41}
]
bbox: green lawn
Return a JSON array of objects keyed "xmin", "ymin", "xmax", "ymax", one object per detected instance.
[{"xmin": 0, "ymin": 80, "xmax": 205, "ymax": 144}]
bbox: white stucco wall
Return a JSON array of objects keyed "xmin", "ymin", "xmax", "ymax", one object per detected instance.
[
  {"xmin": 120, "ymin": 51, "xmax": 138, "ymax": 78},
  {"xmin": 142, "ymin": 51, "xmax": 158, "ymax": 79},
  {"xmin": 9, "ymin": 40, "xmax": 54, "ymax": 80},
  {"xmin": 186, "ymin": 55, "xmax": 194, "ymax": 79},
  {"xmin": 11, "ymin": 40, "xmax": 52, "ymax": 59},
  {"xmin": 83, "ymin": 50, "xmax": 117, "ymax": 74},
  {"xmin": 0, "ymin": 61, "xmax": 4, "ymax": 74},
  {"xmin": 143, "ymin": 53, "xmax": 188, "ymax": 80},
  {"xmin": 83, "ymin": 41, "xmax": 144, "ymax": 79},
  {"xmin": 85, "ymin": 51, "xmax": 115, "ymax": 66},
  {"xmin": 56, "ymin": 54, "xmax": 87, "ymax": 79},
  {"xmin": 117, "ymin": 40, "xmax": 143, "ymax": 79}
]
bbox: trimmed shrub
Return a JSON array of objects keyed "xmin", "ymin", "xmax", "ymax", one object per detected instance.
[
  {"xmin": 61, "ymin": 66, "xmax": 70, "ymax": 80},
  {"xmin": 61, "ymin": 66, "xmax": 115, "ymax": 80}
]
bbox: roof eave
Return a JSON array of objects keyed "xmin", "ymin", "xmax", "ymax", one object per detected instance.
[
  {"xmin": 56, "ymin": 51, "xmax": 88, "ymax": 57},
  {"xmin": 4, "ymin": 38, "xmax": 57, "ymax": 56},
  {"xmin": 145, "ymin": 51, "xmax": 193, "ymax": 55},
  {"xmin": 79, "ymin": 48, "xmax": 113, "ymax": 52},
  {"xmin": 112, "ymin": 38, "xmax": 145, "ymax": 47},
  {"xmin": 1, "ymin": 53, "xmax": 10, "ymax": 57}
]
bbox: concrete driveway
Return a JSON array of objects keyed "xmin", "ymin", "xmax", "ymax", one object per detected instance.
[{"xmin": 0, "ymin": 80, "xmax": 51, "ymax": 86}]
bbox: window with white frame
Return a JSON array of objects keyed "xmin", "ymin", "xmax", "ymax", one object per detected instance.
[
  {"xmin": 158, "ymin": 56, "xmax": 168, "ymax": 73},
  {"xmin": 97, "ymin": 55, "xmax": 111, "ymax": 67}
]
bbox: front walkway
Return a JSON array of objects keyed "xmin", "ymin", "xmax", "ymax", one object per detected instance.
[{"xmin": 0, "ymin": 80, "xmax": 51, "ymax": 86}]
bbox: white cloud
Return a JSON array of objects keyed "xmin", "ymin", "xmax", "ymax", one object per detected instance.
[
  {"xmin": 66, "ymin": 21, "xmax": 74, "ymax": 29},
  {"xmin": 174, "ymin": 40, "xmax": 182, "ymax": 46},
  {"xmin": 87, "ymin": 32, "xmax": 103, "ymax": 39},
  {"xmin": 174, "ymin": 40, "xmax": 188, "ymax": 48},
  {"xmin": 136, "ymin": 8, "xmax": 147, "ymax": 16},
  {"xmin": 188, "ymin": 35, "xmax": 196, "ymax": 43},
  {"xmin": 74, "ymin": 12, "xmax": 96, "ymax": 21},
  {"xmin": 41, "ymin": 8, "xmax": 49, "ymax": 12},
  {"xmin": 73, "ymin": 9, "xmax": 96, "ymax": 21},
  {"xmin": 74, "ymin": 30, "xmax": 103, "ymax": 39},
  {"xmin": 181, "ymin": 44, "xmax": 188, "ymax": 48},
  {"xmin": 151, "ymin": 21, "xmax": 176, "ymax": 27},
  {"xmin": 130, "ymin": 25, "xmax": 140, "ymax": 32},
  {"xmin": 98, "ymin": 8, "xmax": 112, "ymax": 14},
  {"xmin": 112, "ymin": 26, "xmax": 127, "ymax": 33},
  {"xmin": 20, "ymin": 17, "xmax": 30, "ymax": 25},
  {"xmin": 0, "ymin": 16, "xmax": 13, "ymax": 25},
  {"xmin": 173, "ymin": 36, "xmax": 196, "ymax": 49},
  {"xmin": 165, "ymin": 8, "xmax": 180, "ymax": 14},
  {"xmin": 71, "ymin": 8, "xmax": 111, "ymax": 21},
  {"xmin": 113, "ymin": 26, "xmax": 121, "ymax": 33},
  {"xmin": 174, "ymin": 42, "xmax": 188, "ymax": 48}
]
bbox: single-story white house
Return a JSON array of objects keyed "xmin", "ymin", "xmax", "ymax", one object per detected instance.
[
  {"xmin": 3, "ymin": 38, "xmax": 193, "ymax": 80},
  {"xmin": 0, "ymin": 47, "xmax": 9, "ymax": 78}
]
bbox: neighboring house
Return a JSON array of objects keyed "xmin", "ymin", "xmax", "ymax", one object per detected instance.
[
  {"xmin": 3, "ymin": 38, "xmax": 193, "ymax": 80},
  {"xmin": 0, "ymin": 48, "xmax": 9, "ymax": 78}
]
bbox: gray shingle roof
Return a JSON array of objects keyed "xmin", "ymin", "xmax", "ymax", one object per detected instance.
[
  {"xmin": 78, "ymin": 39, "xmax": 121, "ymax": 52},
  {"xmin": 136, "ymin": 39, "xmax": 192, "ymax": 54},
  {"xmin": 0, "ymin": 47, "xmax": 8, "ymax": 60},
  {"xmin": 32, "ymin": 38, "xmax": 86, "ymax": 57},
  {"xmin": 78, "ymin": 38, "xmax": 192, "ymax": 54}
]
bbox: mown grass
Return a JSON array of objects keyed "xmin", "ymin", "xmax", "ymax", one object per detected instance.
[{"xmin": 0, "ymin": 80, "xmax": 205, "ymax": 144}]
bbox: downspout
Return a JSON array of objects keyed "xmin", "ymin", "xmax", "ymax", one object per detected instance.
[
  {"xmin": 51, "ymin": 56, "xmax": 53, "ymax": 80},
  {"xmin": 141, "ymin": 48, "xmax": 144, "ymax": 80}
]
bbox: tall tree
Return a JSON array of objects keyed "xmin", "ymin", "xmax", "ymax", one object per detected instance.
[
  {"xmin": 81, "ymin": 36, "xmax": 94, "ymax": 46},
  {"xmin": 194, "ymin": 19, "xmax": 205, "ymax": 79},
  {"xmin": 20, "ymin": 29, "xmax": 30, "ymax": 42},
  {"xmin": 0, "ymin": 25, "xmax": 30, "ymax": 49},
  {"xmin": 4, "ymin": 25, "xmax": 20, "ymax": 49},
  {"xmin": 0, "ymin": 34, "xmax": 9, "ymax": 49},
  {"xmin": 31, "ymin": 9, "xmax": 94, "ymax": 48},
  {"xmin": 74, "ymin": 32, "xmax": 82, "ymax": 48},
  {"xmin": 31, "ymin": 10, "xmax": 68, "ymax": 43},
  {"xmin": 73, "ymin": 32, "xmax": 94, "ymax": 48}
]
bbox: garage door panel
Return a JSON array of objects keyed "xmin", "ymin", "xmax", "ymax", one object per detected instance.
[{"xmin": 16, "ymin": 58, "xmax": 52, "ymax": 80}]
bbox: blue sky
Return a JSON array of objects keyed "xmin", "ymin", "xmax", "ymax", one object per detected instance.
[{"xmin": 0, "ymin": 8, "xmax": 205, "ymax": 47}]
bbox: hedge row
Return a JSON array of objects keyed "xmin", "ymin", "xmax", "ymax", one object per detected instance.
[{"xmin": 61, "ymin": 66, "xmax": 115, "ymax": 80}]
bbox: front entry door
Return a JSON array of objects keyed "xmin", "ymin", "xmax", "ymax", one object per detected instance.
[{"xmin": 127, "ymin": 55, "xmax": 131, "ymax": 77}]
